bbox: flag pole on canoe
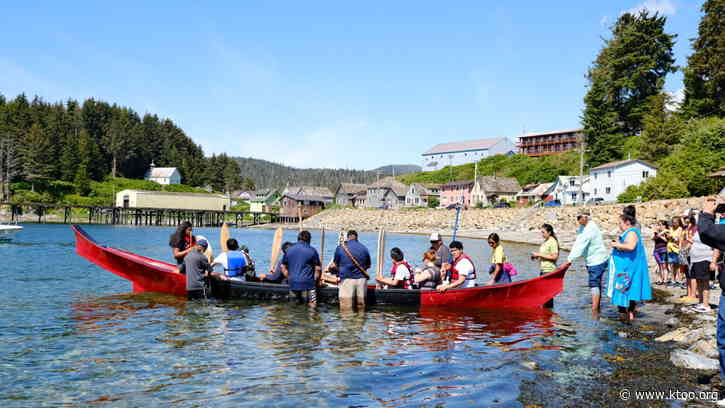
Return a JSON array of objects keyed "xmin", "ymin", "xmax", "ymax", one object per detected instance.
[
  {"xmin": 220, "ymin": 222, "xmax": 230, "ymax": 252},
  {"xmin": 451, "ymin": 202, "xmax": 462, "ymax": 242},
  {"xmin": 376, "ymin": 229, "xmax": 386, "ymax": 279}
]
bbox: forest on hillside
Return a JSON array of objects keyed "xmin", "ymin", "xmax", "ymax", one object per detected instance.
[{"xmin": 233, "ymin": 157, "xmax": 420, "ymax": 190}]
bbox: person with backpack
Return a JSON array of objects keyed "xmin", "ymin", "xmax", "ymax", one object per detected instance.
[{"xmin": 376, "ymin": 247, "xmax": 413, "ymax": 289}]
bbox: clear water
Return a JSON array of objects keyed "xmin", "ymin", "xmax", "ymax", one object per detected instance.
[{"xmin": 0, "ymin": 224, "xmax": 633, "ymax": 407}]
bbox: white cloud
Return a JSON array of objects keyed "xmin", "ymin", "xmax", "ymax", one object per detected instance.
[
  {"xmin": 626, "ymin": 0, "xmax": 676, "ymax": 16},
  {"xmin": 666, "ymin": 88, "xmax": 685, "ymax": 112}
]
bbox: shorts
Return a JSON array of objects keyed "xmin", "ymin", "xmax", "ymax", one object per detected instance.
[
  {"xmin": 691, "ymin": 261, "xmax": 715, "ymax": 281},
  {"xmin": 667, "ymin": 252, "xmax": 680, "ymax": 264},
  {"xmin": 653, "ymin": 247, "xmax": 667, "ymax": 264},
  {"xmin": 587, "ymin": 260, "xmax": 608, "ymax": 289},
  {"xmin": 339, "ymin": 278, "xmax": 367, "ymax": 303},
  {"xmin": 289, "ymin": 289, "xmax": 317, "ymax": 304}
]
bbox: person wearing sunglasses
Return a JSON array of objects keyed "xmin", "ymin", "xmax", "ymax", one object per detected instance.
[{"xmin": 563, "ymin": 210, "xmax": 609, "ymax": 316}]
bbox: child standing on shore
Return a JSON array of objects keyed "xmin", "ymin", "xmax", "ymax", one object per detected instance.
[
  {"xmin": 653, "ymin": 220, "xmax": 669, "ymax": 285},
  {"xmin": 667, "ymin": 217, "xmax": 684, "ymax": 287}
]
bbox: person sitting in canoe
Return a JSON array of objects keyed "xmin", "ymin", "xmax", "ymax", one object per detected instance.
[
  {"xmin": 487, "ymin": 233, "xmax": 512, "ymax": 285},
  {"xmin": 258, "ymin": 241, "xmax": 293, "ymax": 284},
  {"xmin": 437, "ymin": 241, "xmax": 476, "ymax": 292},
  {"xmin": 240, "ymin": 245, "xmax": 256, "ymax": 280},
  {"xmin": 211, "ymin": 238, "xmax": 248, "ymax": 280},
  {"xmin": 376, "ymin": 247, "xmax": 413, "ymax": 289},
  {"xmin": 169, "ymin": 221, "xmax": 195, "ymax": 274},
  {"xmin": 413, "ymin": 248, "xmax": 442, "ymax": 288}
]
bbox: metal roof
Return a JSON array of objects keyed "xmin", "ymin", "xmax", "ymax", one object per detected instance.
[
  {"xmin": 590, "ymin": 159, "xmax": 658, "ymax": 171},
  {"xmin": 423, "ymin": 137, "xmax": 506, "ymax": 155}
]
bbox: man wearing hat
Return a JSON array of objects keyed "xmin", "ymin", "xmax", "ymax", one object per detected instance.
[
  {"xmin": 185, "ymin": 239, "xmax": 227, "ymax": 300},
  {"xmin": 429, "ymin": 232, "xmax": 452, "ymax": 279},
  {"xmin": 563, "ymin": 210, "xmax": 609, "ymax": 315}
]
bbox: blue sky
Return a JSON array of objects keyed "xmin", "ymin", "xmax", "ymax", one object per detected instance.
[{"xmin": 0, "ymin": 0, "xmax": 703, "ymax": 169}]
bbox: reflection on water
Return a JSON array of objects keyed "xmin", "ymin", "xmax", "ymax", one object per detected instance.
[{"xmin": 1, "ymin": 224, "xmax": 636, "ymax": 407}]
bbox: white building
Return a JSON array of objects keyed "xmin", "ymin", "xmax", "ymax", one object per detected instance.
[
  {"xmin": 145, "ymin": 163, "xmax": 181, "ymax": 185},
  {"xmin": 116, "ymin": 190, "xmax": 231, "ymax": 211},
  {"xmin": 589, "ymin": 159, "xmax": 657, "ymax": 202},
  {"xmin": 422, "ymin": 137, "xmax": 516, "ymax": 171},
  {"xmin": 549, "ymin": 176, "xmax": 591, "ymax": 205}
]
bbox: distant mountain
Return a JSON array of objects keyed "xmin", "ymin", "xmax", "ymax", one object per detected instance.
[
  {"xmin": 232, "ymin": 157, "xmax": 421, "ymax": 190},
  {"xmin": 372, "ymin": 164, "xmax": 422, "ymax": 176}
]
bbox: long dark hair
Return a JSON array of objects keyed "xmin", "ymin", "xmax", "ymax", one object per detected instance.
[
  {"xmin": 169, "ymin": 221, "xmax": 192, "ymax": 247},
  {"xmin": 541, "ymin": 223, "xmax": 558, "ymax": 244}
]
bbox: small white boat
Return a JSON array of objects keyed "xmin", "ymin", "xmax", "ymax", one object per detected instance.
[{"xmin": 0, "ymin": 224, "xmax": 23, "ymax": 241}]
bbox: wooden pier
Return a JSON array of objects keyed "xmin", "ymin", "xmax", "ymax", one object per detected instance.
[{"xmin": 1, "ymin": 202, "xmax": 279, "ymax": 227}]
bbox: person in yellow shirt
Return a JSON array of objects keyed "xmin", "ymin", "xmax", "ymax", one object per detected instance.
[
  {"xmin": 666, "ymin": 217, "xmax": 684, "ymax": 287},
  {"xmin": 532, "ymin": 224, "xmax": 559, "ymax": 275},
  {"xmin": 487, "ymin": 233, "xmax": 511, "ymax": 285}
]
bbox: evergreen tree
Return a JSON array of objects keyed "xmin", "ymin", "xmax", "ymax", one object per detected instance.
[
  {"xmin": 582, "ymin": 11, "xmax": 677, "ymax": 167},
  {"xmin": 682, "ymin": 0, "xmax": 725, "ymax": 118},
  {"xmin": 19, "ymin": 123, "xmax": 55, "ymax": 189},
  {"xmin": 640, "ymin": 93, "xmax": 684, "ymax": 162}
]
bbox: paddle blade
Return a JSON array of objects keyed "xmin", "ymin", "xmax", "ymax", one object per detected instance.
[
  {"xmin": 269, "ymin": 227, "xmax": 284, "ymax": 269},
  {"xmin": 220, "ymin": 223, "xmax": 230, "ymax": 252}
]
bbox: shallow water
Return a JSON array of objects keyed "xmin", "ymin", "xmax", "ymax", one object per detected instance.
[{"xmin": 0, "ymin": 224, "xmax": 639, "ymax": 407}]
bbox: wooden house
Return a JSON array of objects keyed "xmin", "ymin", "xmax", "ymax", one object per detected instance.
[
  {"xmin": 334, "ymin": 183, "xmax": 368, "ymax": 206},
  {"xmin": 405, "ymin": 183, "xmax": 441, "ymax": 207},
  {"xmin": 366, "ymin": 177, "xmax": 407, "ymax": 209},
  {"xmin": 279, "ymin": 194, "xmax": 326, "ymax": 219}
]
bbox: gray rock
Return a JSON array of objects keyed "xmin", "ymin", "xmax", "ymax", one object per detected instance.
[
  {"xmin": 696, "ymin": 314, "xmax": 716, "ymax": 322},
  {"xmin": 670, "ymin": 349, "xmax": 719, "ymax": 370},
  {"xmin": 665, "ymin": 317, "xmax": 680, "ymax": 327},
  {"xmin": 690, "ymin": 339, "xmax": 719, "ymax": 359},
  {"xmin": 618, "ymin": 331, "xmax": 628, "ymax": 338}
]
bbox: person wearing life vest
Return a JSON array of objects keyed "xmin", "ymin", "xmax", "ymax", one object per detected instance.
[
  {"xmin": 211, "ymin": 238, "xmax": 248, "ymax": 279},
  {"xmin": 437, "ymin": 241, "xmax": 476, "ymax": 292},
  {"xmin": 376, "ymin": 247, "xmax": 413, "ymax": 289}
]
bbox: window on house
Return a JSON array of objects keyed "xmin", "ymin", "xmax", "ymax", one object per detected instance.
[
  {"xmin": 569, "ymin": 179, "xmax": 575, "ymax": 187},
  {"xmin": 607, "ymin": 171, "xmax": 612, "ymax": 178},
  {"xmin": 643, "ymin": 171, "xmax": 649, "ymax": 178},
  {"xmin": 571, "ymin": 193, "xmax": 577, "ymax": 200},
  {"xmin": 606, "ymin": 187, "xmax": 611, "ymax": 194},
  {"xmin": 594, "ymin": 188, "xmax": 597, "ymax": 195},
  {"xmin": 594, "ymin": 173, "xmax": 597, "ymax": 180}
]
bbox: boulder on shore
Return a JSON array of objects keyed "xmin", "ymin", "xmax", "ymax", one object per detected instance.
[{"xmin": 670, "ymin": 349, "xmax": 719, "ymax": 370}]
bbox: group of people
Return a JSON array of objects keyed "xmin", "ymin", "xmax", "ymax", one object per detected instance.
[
  {"xmin": 560, "ymin": 206, "xmax": 652, "ymax": 322},
  {"xmin": 652, "ymin": 212, "xmax": 722, "ymax": 313}
]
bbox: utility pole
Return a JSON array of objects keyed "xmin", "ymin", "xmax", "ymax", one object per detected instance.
[{"xmin": 578, "ymin": 133, "xmax": 585, "ymax": 206}]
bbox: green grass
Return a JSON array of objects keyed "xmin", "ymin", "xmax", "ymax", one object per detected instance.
[{"xmin": 399, "ymin": 152, "xmax": 580, "ymax": 186}]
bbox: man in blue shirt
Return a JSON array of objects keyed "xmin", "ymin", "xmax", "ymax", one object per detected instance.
[
  {"xmin": 330, "ymin": 230, "xmax": 371, "ymax": 310},
  {"xmin": 281, "ymin": 231, "xmax": 321, "ymax": 306}
]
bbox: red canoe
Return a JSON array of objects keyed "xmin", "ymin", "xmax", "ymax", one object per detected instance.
[{"xmin": 73, "ymin": 225, "xmax": 569, "ymax": 308}]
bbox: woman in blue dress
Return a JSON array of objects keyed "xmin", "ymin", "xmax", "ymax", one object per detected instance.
[{"xmin": 608, "ymin": 213, "xmax": 652, "ymax": 323}]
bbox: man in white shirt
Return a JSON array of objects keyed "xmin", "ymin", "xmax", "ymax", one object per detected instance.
[{"xmin": 437, "ymin": 241, "xmax": 476, "ymax": 292}]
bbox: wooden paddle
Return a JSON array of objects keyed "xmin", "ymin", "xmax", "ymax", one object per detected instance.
[
  {"xmin": 269, "ymin": 227, "xmax": 284, "ymax": 271},
  {"xmin": 319, "ymin": 226, "xmax": 326, "ymax": 266},
  {"xmin": 376, "ymin": 229, "xmax": 386, "ymax": 278},
  {"xmin": 220, "ymin": 223, "xmax": 230, "ymax": 252}
]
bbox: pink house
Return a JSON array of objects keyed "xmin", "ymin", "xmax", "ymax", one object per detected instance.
[{"xmin": 439, "ymin": 181, "xmax": 474, "ymax": 208}]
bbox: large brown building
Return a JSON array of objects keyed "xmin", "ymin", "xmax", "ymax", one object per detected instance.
[{"xmin": 518, "ymin": 128, "xmax": 583, "ymax": 157}]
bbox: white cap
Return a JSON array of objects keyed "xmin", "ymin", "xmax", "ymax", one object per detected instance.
[{"xmin": 429, "ymin": 232, "xmax": 441, "ymax": 241}]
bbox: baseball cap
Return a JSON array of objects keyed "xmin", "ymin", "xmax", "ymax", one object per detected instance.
[
  {"xmin": 429, "ymin": 232, "xmax": 441, "ymax": 242},
  {"xmin": 197, "ymin": 239, "xmax": 209, "ymax": 249},
  {"xmin": 576, "ymin": 209, "xmax": 591, "ymax": 219}
]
